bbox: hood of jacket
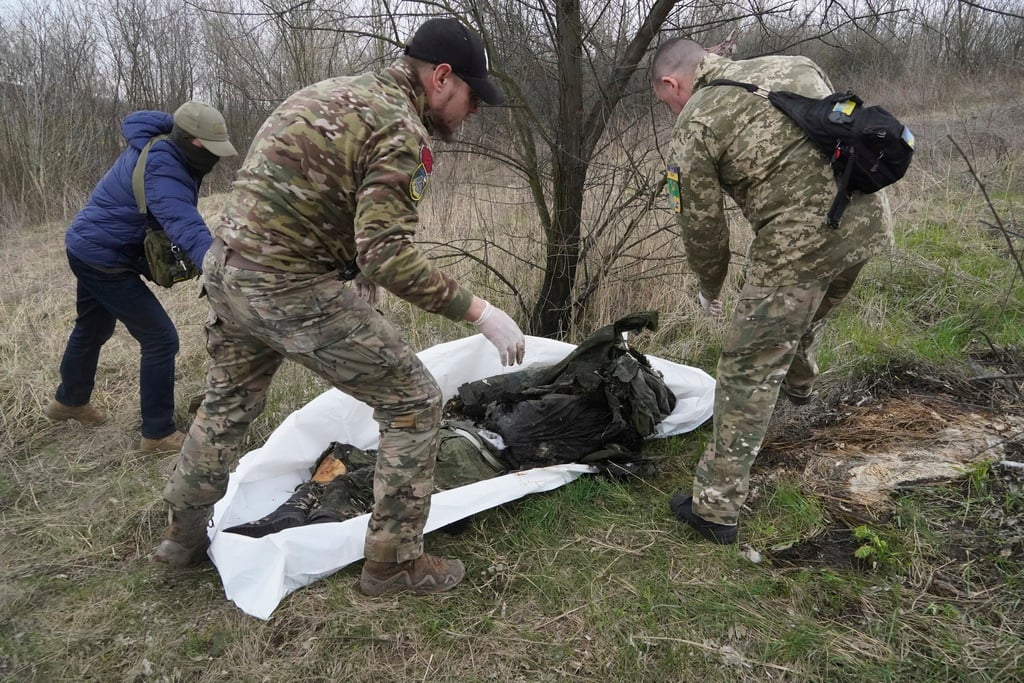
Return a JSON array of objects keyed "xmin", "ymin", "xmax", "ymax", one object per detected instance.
[{"xmin": 121, "ymin": 110, "xmax": 175, "ymax": 151}]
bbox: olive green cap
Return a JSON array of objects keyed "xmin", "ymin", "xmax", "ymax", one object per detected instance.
[{"xmin": 172, "ymin": 101, "xmax": 237, "ymax": 157}]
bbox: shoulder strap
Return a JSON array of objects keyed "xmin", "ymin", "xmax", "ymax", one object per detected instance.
[
  {"xmin": 706, "ymin": 78, "xmax": 770, "ymax": 98},
  {"xmin": 131, "ymin": 134, "xmax": 171, "ymax": 215}
]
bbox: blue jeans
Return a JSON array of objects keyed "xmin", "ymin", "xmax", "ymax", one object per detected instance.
[{"xmin": 55, "ymin": 251, "xmax": 179, "ymax": 439}]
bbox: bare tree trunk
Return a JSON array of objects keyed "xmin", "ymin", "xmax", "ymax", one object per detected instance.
[
  {"xmin": 527, "ymin": 0, "xmax": 682, "ymax": 337},
  {"xmin": 530, "ymin": 0, "xmax": 587, "ymax": 337}
]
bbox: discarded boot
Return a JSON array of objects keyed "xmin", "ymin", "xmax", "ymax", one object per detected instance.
[
  {"xmin": 360, "ymin": 553, "xmax": 466, "ymax": 596},
  {"xmin": 140, "ymin": 430, "xmax": 186, "ymax": 452},
  {"xmin": 669, "ymin": 493, "xmax": 738, "ymax": 545},
  {"xmin": 153, "ymin": 506, "xmax": 213, "ymax": 568},
  {"xmin": 223, "ymin": 482, "xmax": 326, "ymax": 538},
  {"xmin": 43, "ymin": 399, "xmax": 107, "ymax": 425},
  {"xmin": 780, "ymin": 381, "xmax": 817, "ymax": 406}
]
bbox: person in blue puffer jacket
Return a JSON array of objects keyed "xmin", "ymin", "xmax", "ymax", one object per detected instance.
[{"xmin": 44, "ymin": 101, "xmax": 238, "ymax": 452}]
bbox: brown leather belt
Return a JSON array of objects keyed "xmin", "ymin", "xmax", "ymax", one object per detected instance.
[{"xmin": 210, "ymin": 239, "xmax": 281, "ymax": 274}]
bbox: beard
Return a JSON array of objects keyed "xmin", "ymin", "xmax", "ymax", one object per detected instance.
[
  {"xmin": 432, "ymin": 121, "xmax": 456, "ymax": 143},
  {"xmin": 428, "ymin": 91, "xmax": 463, "ymax": 143}
]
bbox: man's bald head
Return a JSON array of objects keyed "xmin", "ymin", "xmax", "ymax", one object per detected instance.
[
  {"xmin": 650, "ymin": 38, "xmax": 708, "ymax": 115},
  {"xmin": 650, "ymin": 38, "xmax": 708, "ymax": 83}
]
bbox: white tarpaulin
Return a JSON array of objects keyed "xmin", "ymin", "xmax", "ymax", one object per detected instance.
[{"xmin": 208, "ymin": 333, "xmax": 716, "ymax": 619}]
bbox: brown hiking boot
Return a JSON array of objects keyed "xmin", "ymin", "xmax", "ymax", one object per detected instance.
[
  {"xmin": 140, "ymin": 430, "xmax": 186, "ymax": 452},
  {"xmin": 152, "ymin": 507, "xmax": 212, "ymax": 568},
  {"xmin": 360, "ymin": 553, "xmax": 466, "ymax": 596},
  {"xmin": 43, "ymin": 399, "xmax": 107, "ymax": 425}
]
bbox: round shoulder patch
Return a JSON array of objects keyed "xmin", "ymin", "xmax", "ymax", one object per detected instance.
[{"xmin": 409, "ymin": 145, "xmax": 433, "ymax": 202}]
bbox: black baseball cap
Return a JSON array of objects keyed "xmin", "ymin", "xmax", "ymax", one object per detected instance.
[{"xmin": 404, "ymin": 18, "xmax": 505, "ymax": 105}]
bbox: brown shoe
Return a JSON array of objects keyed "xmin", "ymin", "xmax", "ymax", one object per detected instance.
[
  {"xmin": 152, "ymin": 507, "xmax": 212, "ymax": 568},
  {"xmin": 140, "ymin": 431, "xmax": 186, "ymax": 452},
  {"xmin": 360, "ymin": 553, "xmax": 465, "ymax": 596},
  {"xmin": 43, "ymin": 399, "xmax": 107, "ymax": 425}
]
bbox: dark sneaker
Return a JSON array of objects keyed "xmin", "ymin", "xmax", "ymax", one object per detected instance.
[
  {"xmin": 222, "ymin": 482, "xmax": 325, "ymax": 538},
  {"xmin": 669, "ymin": 493, "xmax": 738, "ymax": 545},
  {"xmin": 360, "ymin": 553, "xmax": 465, "ymax": 596},
  {"xmin": 43, "ymin": 400, "xmax": 107, "ymax": 425},
  {"xmin": 780, "ymin": 381, "xmax": 817, "ymax": 406}
]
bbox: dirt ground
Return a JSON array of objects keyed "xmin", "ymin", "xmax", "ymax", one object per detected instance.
[{"xmin": 752, "ymin": 357, "xmax": 1024, "ymax": 575}]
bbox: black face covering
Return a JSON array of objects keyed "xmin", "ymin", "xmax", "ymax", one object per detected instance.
[{"xmin": 171, "ymin": 124, "xmax": 220, "ymax": 176}]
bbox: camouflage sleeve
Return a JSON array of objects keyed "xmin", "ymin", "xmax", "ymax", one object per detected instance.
[
  {"xmin": 674, "ymin": 120, "xmax": 730, "ymax": 299},
  {"xmin": 354, "ymin": 126, "xmax": 472, "ymax": 320}
]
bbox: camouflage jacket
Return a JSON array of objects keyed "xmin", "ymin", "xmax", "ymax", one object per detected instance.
[
  {"xmin": 216, "ymin": 60, "xmax": 472, "ymax": 320},
  {"xmin": 667, "ymin": 54, "xmax": 894, "ymax": 296}
]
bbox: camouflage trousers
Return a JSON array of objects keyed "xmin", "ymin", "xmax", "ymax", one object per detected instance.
[
  {"xmin": 693, "ymin": 262, "xmax": 866, "ymax": 525},
  {"xmin": 163, "ymin": 248, "xmax": 443, "ymax": 563}
]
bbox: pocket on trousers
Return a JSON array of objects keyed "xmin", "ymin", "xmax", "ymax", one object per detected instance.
[{"xmin": 248, "ymin": 276, "xmax": 358, "ymax": 354}]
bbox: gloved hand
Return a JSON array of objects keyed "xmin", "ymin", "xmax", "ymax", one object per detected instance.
[
  {"xmin": 353, "ymin": 274, "xmax": 381, "ymax": 307},
  {"xmin": 472, "ymin": 301, "xmax": 526, "ymax": 366},
  {"xmin": 698, "ymin": 291, "xmax": 724, "ymax": 319}
]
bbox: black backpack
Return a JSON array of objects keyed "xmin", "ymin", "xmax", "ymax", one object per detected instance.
[{"xmin": 708, "ymin": 79, "xmax": 916, "ymax": 229}]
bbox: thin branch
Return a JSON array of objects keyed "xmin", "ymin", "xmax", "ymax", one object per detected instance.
[{"xmin": 950, "ymin": 135, "xmax": 1024, "ymax": 282}]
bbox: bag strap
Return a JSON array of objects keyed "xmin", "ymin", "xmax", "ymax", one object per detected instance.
[
  {"xmin": 707, "ymin": 78, "xmax": 770, "ymax": 98},
  {"xmin": 827, "ymin": 146, "xmax": 856, "ymax": 229},
  {"xmin": 708, "ymin": 78, "xmax": 851, "ymax": 230},
  {"xmin": 131, "ymin": 134, "xmax": 171, "ymax": 215}
]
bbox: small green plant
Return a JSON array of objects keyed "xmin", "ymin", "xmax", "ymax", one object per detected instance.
[
  {"xmin": 965, "ymin": 460, "xmax": 991, "ymax": 497},
  {"xmin": 853, "ymin": 525, "xmax": 894, "ymax": 570}
]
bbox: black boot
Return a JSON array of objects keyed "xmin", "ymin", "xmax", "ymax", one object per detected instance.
[
  {"xmin": 222, "ymin": 481, "xmax": 325, "ymax": 538},
  {"xmin": 669, "ymin": 493, "xmax": 738, "ymax": 545}
]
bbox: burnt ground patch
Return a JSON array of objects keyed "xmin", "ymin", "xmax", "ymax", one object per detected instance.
[{"xmin": 756, "ymin": 356, "xmax": 1024, "ymax": 576}]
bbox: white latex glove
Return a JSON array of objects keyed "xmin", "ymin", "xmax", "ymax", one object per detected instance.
[
  {"xmin": 472, "ymin": 301, "xmax": 526, "ymax": 366},
  {"xmin": 698, "ymin": 291, "xmax": 724, "ymax": 319},
  {"xmin": 354, "ymin": 274, "xmax": 381, "ymax": 307}
]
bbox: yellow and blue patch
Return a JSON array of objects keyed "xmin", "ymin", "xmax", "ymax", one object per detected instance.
[
  {"xmin": 666, "ymin": 164, "xmax": 681, "ymax": 214},
  {"xmin": 409, "ymin": 146, "xmax": 433, "ymax": 202}
]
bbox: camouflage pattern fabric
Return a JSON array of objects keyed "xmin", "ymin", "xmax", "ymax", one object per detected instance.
[
  {"xmin": 664, "ymin": 53, "xmax": 894, "ymax": 527},
  {"xmin": 667, "ymin": 53, "xmax": 893, "ymax": 300},
  {"xmin": 223, "ymin": 428, "xmax": 506, "ymax": 537},
  {"xmin": 693, "ymin": 263, "xmax": 865, "ymax": 525},
  {"xmin": 216, "ymin": 59, "xmax": 471, "ymax": 320},
  {"xmin": 164, "ymin": 235, "xmax": 444, "ymax": 564}
]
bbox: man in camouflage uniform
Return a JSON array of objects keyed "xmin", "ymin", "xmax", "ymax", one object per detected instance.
[
  {"xmin": 154, "ymin": 17, "xmax": 526, "ymax": 596},
  {"xmin": 650, "ymin": 38, "xmax": 893, "ymax": 543}
]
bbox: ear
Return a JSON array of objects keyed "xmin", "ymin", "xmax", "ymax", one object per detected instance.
[
  {"xmin": 429, "ymin": 63, "xmax": 455, "ymax": 91},
  {"xmin": 659, "ymin": 74, "xmax": 681, "ymax": 93}
]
